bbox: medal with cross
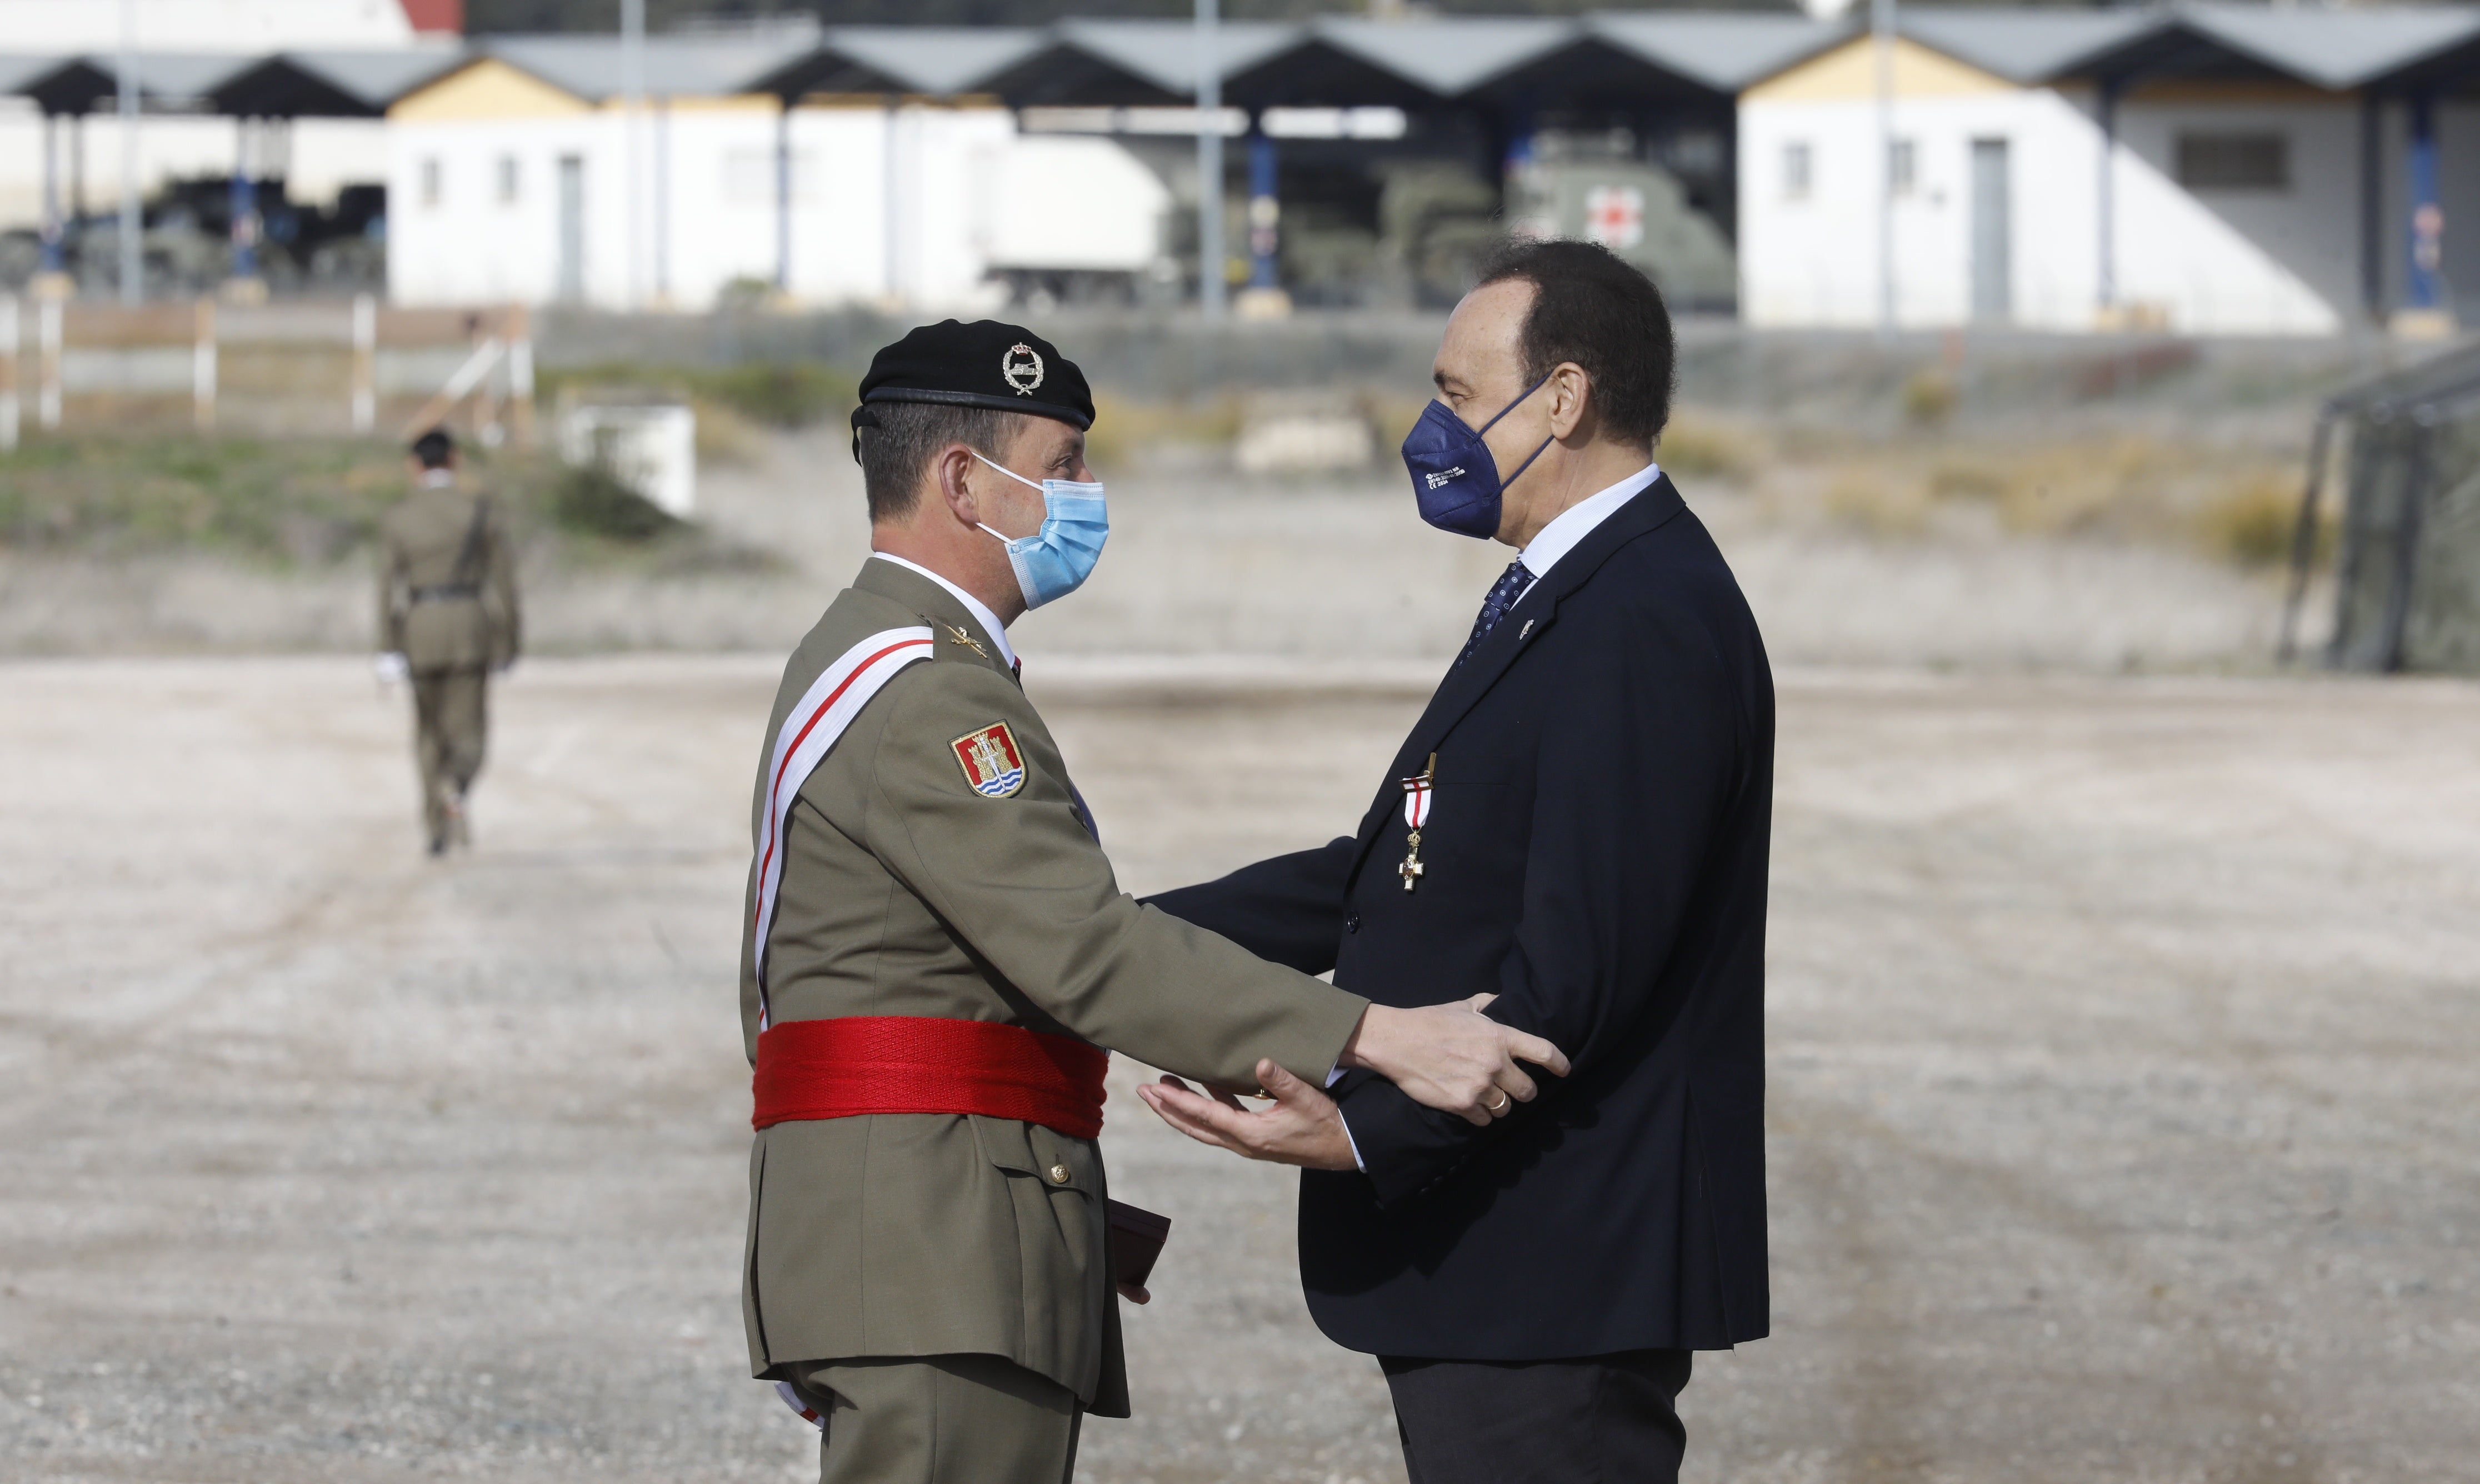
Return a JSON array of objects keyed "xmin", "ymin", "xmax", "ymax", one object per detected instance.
[{"xmin": 1398, "ymin": 753, "xmax": 1436, "ymax": 892}]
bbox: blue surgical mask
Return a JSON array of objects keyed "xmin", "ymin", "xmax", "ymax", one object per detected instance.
[
  {"xmin": 972, "ymin": 452, "xmax": 1109, "ymax": 610},
  {"xmin": 1399, "ymin": 374, "xmax": 1554, "ymax": 538}
]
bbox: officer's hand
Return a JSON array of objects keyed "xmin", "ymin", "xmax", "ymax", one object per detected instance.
[
  {"xmin": 1136, "ymin": 1060, "xmax": 1358, "ymax": 1171},
  {"xmin": 1337, "ymin": 996, "xmax": 1569, "ymax": 1127},
  {"xmin": 1116, "ymin": 1282, "xmax": 1151, "ymax": 1305}
]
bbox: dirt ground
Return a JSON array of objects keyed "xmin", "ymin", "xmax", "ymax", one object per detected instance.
[{"xmin": 3, "ymin": 655, "xmax": 2476, "ymax": 1484}]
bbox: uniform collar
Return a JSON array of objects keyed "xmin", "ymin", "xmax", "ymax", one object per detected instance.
[
  {"xmin": 419, "ymin": 469, "xmax": 456, "ymax": 489},
  {"xmin": 1517, "ymin": 461, "xmax": 1661, "ymax": 590},
  {"xmin": 864, "ymin": 552, "xmax": 1017, "ymax": 671}
]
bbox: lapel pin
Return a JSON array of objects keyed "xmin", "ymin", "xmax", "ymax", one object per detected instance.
[{"xmin": 1518, "ymin": 619, "xmax": 1535, "ymax": 640}]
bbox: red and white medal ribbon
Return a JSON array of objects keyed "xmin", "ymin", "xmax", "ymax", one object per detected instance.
[
  {"xmin": 1401, "ymin": 774, "xmax": 1433, "ymax": 829},
  {"xmin": 751, "ymin": 626, "xmax": 936, "ymax": 1026}
]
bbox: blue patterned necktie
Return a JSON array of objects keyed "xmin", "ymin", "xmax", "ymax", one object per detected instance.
[{"xmin": 1453, "ymin": 560, "xmax": 1536, "ymax": 670}]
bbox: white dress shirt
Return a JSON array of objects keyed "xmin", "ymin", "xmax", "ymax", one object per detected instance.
[
  {"xmin": 1513, "ymin": 462, "xmax": 1663, "ymax": 598},
  {"xmin": 868, "ymin": 551, "xmax": 1018, "ymax": 671}
]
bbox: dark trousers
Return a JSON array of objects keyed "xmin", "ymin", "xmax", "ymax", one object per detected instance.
[
  {"xmin": 410, "ymin": 666, "xmax": 488, "ymax": 846},
  {"xmin": 1379, "ymin": 1350, "xmax": 1692, "ymax": 1484}
]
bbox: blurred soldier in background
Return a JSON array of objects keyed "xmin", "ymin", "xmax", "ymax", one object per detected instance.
[{"xmin": 377, "ymin": 428, "xmax": 521, "ymax": 856}]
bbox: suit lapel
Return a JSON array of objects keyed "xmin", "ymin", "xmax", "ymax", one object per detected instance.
[{"xmin": 1343, "ymin": 478, "xmax": 1689, "ymax": 885}]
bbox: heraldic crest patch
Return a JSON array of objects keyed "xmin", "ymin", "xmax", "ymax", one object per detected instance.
[{"xmin": 951, "ymin": 721, "xmax": 1027, "ymax": 798}]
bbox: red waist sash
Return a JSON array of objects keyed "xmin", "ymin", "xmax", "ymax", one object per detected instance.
[{"xmin": 752, "ymin": 1015, "xmax": 1109, "ymax": 1140}]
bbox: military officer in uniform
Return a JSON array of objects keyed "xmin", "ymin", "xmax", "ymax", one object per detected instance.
[
  {"xmin": 739, "ymin": 319, "xmax": 1568, "ymax": 1484},
  {"xmin": 376, "ymin": 428, "xmax": 521, "ymax": 855}
]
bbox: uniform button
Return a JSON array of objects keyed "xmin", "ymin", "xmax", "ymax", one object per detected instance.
[
  {"xmin": 1047, "ymin": 1164, "xmax": 1071, "ymax": 1186},
  {"xmin": 1345, "ymin": 913, "xmax": 1362, "ymax": 934}
]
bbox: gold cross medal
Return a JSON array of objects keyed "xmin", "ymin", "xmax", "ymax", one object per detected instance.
[{"xmin": 1398, "ymin": 754, "xmax": 1436, "ymax": 892}]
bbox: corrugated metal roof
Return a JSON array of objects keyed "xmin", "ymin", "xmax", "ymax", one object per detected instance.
[
  {"xmin": 1584, "ymin": 12, "xmax": 1848, "ymax": 93},
  {"xmin": 1304, "ymin": 17, "xmax": 1576, "ymax": 98},
  {"xmin": 811, "ymin": 27, "xmax": 1044, "ymax": 96},
  {"xmin": 1047, "ymin": 18, "xmax": 1302, "ymax": 96},
  {"xmin": 0, "ymin": 54, "xmax": 66, "ymax": 96},
  {"xmin": 208, "ymin": 48, "xmax": 465, "ymax": 114},
  {"xmin": 479, "ymin": 34, "xmax": 812, "ymax": 102},
  {"xmin": 2178, "ymin": 2, "xmax": 2480, "ymax": 90},
  {"xmin": 1895, "ymin": 9, "xmax": 2158, "ymax": 85}
]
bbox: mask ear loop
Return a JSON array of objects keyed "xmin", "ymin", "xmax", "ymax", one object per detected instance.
[
  {"xmin": 1473, "ymin": 372, "xmax": 1557, "ymax": 497},
  {"xmin": 969, "ymin": 450, "xmax": 1046, "ymax": 547}
]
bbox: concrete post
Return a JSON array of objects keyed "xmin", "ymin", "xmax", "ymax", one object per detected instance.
[
  {"xmin": 193, "ymin": 296, "xmax": 216, "ymax": 432},
  {"xmin": 38, "ymin": 297, "xmax": 62, "ymax": 430},
  {"xmin": 1, "ymin": 294, "xmax": 18, "ymax": 452},
  {"xmin": 352, "ymin": 293, "xmax": 376, "ymax": 435}
]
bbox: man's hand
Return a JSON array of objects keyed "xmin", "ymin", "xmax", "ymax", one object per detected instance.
[
  {"xmin": 1116, "ymin": 1283, "xmax": 1150, "ymax": 1305},
  {"xmin": 1337, "ymin": 995, "xmax": 1570, "ymax": 1126},
  {"xmin": 1136, "ymin": 1060, "xmax": 1359, "ymax": 1171}
]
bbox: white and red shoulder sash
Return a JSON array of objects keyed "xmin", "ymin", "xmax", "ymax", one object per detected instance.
[{"xmin": 751, "ymin": 626, "xmax": 935, "ymax": 1024}]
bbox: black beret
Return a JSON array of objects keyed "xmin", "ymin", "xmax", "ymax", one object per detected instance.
[{"xmin": 852, "ymin": 320, "xmax": 1093, "ymax": 454}]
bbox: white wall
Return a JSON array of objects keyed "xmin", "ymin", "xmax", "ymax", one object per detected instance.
[
  {"xmin": 1740, "ymin": 85, "xmax": 2349, "ymax": 335},
  {"xmin": 389, "ymin": 100, "xmax": 1163, "ymax": 313}
]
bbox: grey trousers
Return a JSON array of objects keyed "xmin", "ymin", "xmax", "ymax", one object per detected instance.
[{"xmin": 787, "ymin": 1353, "xmax": 1083, "ymax": 1484}]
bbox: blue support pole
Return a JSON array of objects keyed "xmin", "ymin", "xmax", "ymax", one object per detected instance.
[
  {"xmin": 2408, "ymin": 92, "xmax": 2442, "ymax": 312},
  {"xmin": 1246, "ymin": 127, "xmax": 1278, "ymax": 290}
]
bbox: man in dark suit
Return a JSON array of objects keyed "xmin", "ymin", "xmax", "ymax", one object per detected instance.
[{"xmin": 1138, "ymin": 239, "xmax": 1773, "ymax": 1483}]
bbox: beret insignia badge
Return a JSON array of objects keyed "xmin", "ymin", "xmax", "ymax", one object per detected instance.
[
  {"xmin": 952, "ymin": 721, "xmax": 1027, "ymax": 798},
  {"xmin": 1001, "ymin": 343, "xmax": 1045, "ymax": 396}
]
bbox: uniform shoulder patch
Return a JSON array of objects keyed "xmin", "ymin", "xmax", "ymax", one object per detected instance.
[{"xmin": 951, "ymin": 721, "xmax": 1027, "ymax": 799}]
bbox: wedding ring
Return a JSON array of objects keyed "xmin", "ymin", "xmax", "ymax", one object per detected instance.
[{"xmin": 1485, "ymin": 1090, "xmax": 1511, "ymax": 1116}]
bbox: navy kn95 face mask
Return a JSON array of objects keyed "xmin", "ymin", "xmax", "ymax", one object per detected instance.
[{"xmin": 1399, "ymin": 373, "xmax": 1554, "ymax": 538}]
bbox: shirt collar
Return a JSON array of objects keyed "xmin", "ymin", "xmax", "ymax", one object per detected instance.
[
  {"xmin": 420, "ymin": 469, "xmax": 456, "ymax": 488},
  {"xmin": 1517, "ymin": 462, "xmax": 1662, "ymax": 589},
  {"xmin": 868, "ymin": 551, "xmax": 1018, "ymax": 670}
]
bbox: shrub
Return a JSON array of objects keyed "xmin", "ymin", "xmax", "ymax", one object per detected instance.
[{"xmin": 551, "ymin": 462, "xmax": 683, "ymax": 544}]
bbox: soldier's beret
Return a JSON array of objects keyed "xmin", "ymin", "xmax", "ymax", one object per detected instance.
[{"xmin": 851, "ymin": 320, "xmax": 1093, "ymax": 458}]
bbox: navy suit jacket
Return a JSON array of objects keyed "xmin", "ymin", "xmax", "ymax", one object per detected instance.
[{"xmin": 1147, "ymin": 476, "xmax": 1773, "ymax": 1358}]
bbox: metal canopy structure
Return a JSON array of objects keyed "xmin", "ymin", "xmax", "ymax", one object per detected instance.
[
  {"xmin": 204, "ymin": 51, "xmax": 465, "ymax": 119},
  {"xmin": 2282, "ymin": 342, "xmax": 2480, "ymax": 674},
  {"xmin": 746, "ymin": 28, "xmax": 1043, "ymax": 101},
  {"xmin": 7, "ymin": 53, "xmax": 250, "ymax": 116}
]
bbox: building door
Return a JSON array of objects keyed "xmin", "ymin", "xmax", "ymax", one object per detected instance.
[
  {"xmin": 1970, "ymin": 138, "xmax": 2011, "ymax": 322},
  {"xmin": 556, "ymin": 154, "xmax": 585, "ymax": 303}
]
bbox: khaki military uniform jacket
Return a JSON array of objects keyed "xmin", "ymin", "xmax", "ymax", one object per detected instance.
[
  {"xmin": 378, "ymin": 481, "xmax": 521, "ymax": 673},
  {"xmin": 741, "ymin": 558, "xmax": 1368, "ymax": 1415}
]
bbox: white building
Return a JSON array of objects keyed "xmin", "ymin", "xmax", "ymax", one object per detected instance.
[
  {"xmin": 1737, "ymin": 7, "xmax": 2480, "ymax": 337},
  {"xmin": 384, "ymin": 44, "xmax": 1169, "ymax": 313}
]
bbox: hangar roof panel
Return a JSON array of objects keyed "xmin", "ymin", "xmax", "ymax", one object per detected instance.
[
  {"xmin": 1893, "ymin": 9, "xmax": 2159, "ymax": 85},
  {"xmin": 805, "ymin": 27, "xmax": 1044, "ymax": 96},
  {"xmin": 209, "ymin": 48, "xmax": 464, "ymax": 115},
  {"xmin": 478, "ymin": 34, "xmax": 812, "ymax": 102},
  {"xmin": 2176, "ymin": 3, "xmax": 2480, "ymax": 91},
  {"xmin": 1304, "ymin": 17, "xmax": 1577, "ymax": 98},
  {"xmin": 1584, "ymin": 13, "xmax": 1849, "ymax": 92},
  {"xmin": 1048, "ymin": 18, "xmax": 1303, "ymax": 96}
]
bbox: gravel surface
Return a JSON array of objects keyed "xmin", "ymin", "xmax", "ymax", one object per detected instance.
[{"xmin": 2, "ymin": 656, "xmax": 2474, "ymax": 1483}]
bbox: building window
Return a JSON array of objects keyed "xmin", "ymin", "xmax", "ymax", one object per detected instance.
[
  {"xmin": 497, "ymin": 156, "xmax": 519, "ymax": 204},
  {"xmin": 1783, "ymin": 141, "xmax": 1811, "ymax": 200},
  {"xmin": 2176, "ymin": 133, "xmax": 2288, "ymax": 192},
  {"xmin": 1889, "ymin": 138, "xmax": 1917, "ymax": 195},
  {"xmin": 419, "ymin": 157, "xmax": 440, "ymax": 208}
]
